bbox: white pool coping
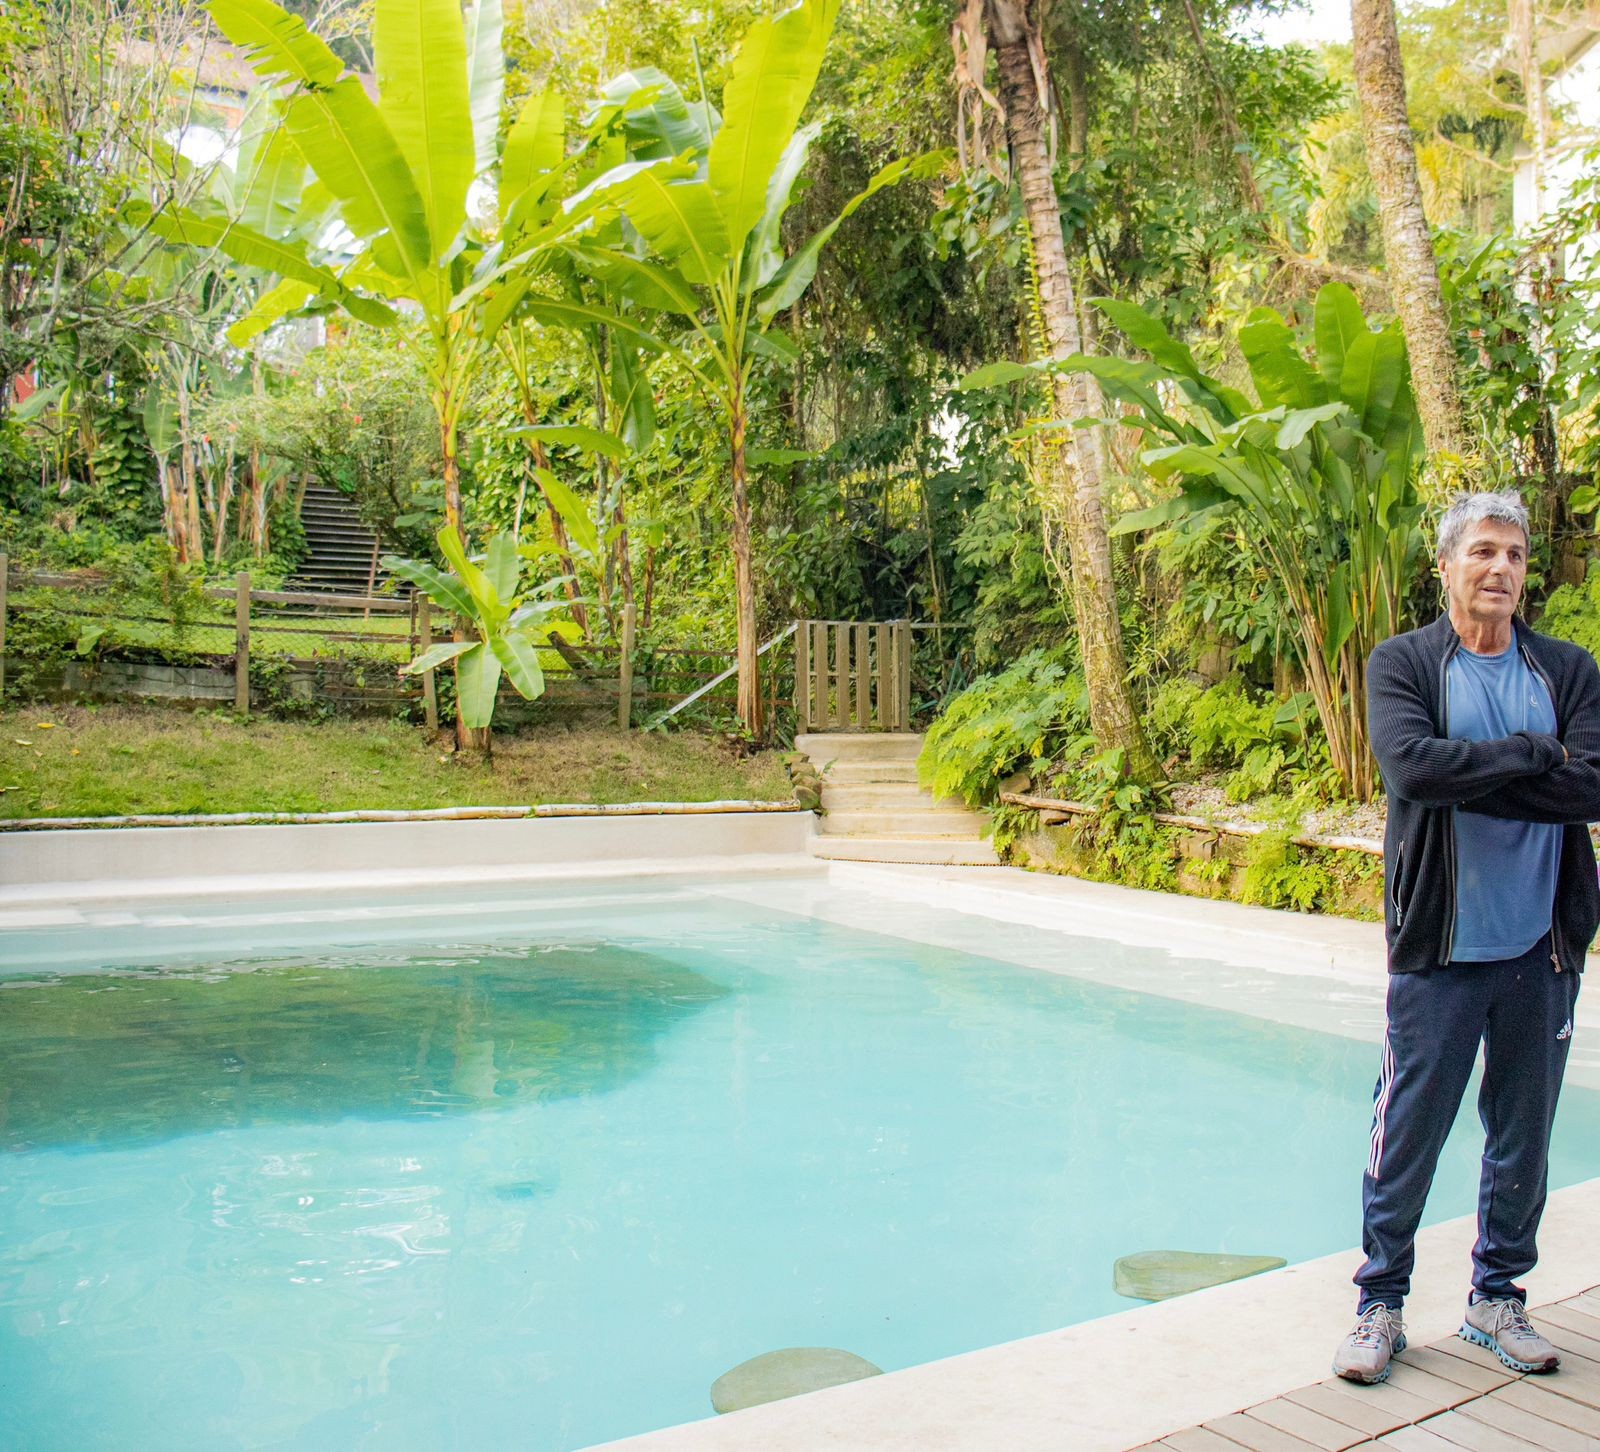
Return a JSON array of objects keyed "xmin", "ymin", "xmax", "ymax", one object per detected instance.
[
  {"xmin": 589, "ymin": 1177, "xmax": 1600, "ymax": 1452},
  {"xmin": 4, "ymin": 827, "xmax": 1598, "ymax": 1451}
]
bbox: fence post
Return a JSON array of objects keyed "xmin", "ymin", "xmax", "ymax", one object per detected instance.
[
  {"xmin": 234, "ymin": 570, "xmax": 251, "ymax": 715},
  {"xmin": 417, "ymin": 593, "xmax": 438, "ymax": 731},
  {"xmin": 794, "ymin": 620, "xmax": 810, "ymax": 732},
  {"xmin": 893, "ymin": 621, "xmax": 911, "ymax": 729},
  {"xmin": 0, "ymin": 552, "xmax": 8, "ymax": 705},
  {"xmin": 618, "ymin": 601, "xmax": 636, "ymax": 729}
]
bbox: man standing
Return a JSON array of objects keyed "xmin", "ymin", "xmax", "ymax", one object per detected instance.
[{"xmin": 1333, "ymin": 491, "xmax": 1600, "ymax": 1385}]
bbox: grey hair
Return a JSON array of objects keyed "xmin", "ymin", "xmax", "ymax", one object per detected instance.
[{"xmin": 1436, "ymin": 491, "xmax": 1530, "ymax": 561}]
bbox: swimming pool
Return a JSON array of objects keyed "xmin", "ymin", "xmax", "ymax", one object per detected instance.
[{"xmin": 3, "ymin": 873, "xmax": 1597, "ymax": 1450}]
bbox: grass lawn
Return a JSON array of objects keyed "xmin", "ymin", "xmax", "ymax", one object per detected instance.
[{"xmin": 0, "ymin": 704, "xmax": 792, "ymax": 820}]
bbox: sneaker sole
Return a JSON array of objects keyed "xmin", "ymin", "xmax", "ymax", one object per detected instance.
[
  {"xmin": 1332, "ymin": 1333, "xmax": 1407, "ymax": 1384},
  {"xmin": 1458, "ymin": 1322, "xmax": 1560, "ymax": 1373}
]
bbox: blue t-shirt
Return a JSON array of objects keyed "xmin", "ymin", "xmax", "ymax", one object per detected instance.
[{"xmin": 1448, "ymin": 642, "xmax": 1561, "ymax": 961}]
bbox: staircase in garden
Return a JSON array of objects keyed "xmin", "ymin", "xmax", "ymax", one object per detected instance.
[
  {"xmin": 794, "ymin": 732, "xmax": 1001, "ymax": 866},
  {"xmin": 292, "ymin": 484, "xmax": 388, "ymax": 595}
]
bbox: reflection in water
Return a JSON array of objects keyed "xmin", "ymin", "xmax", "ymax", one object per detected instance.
[{"xmin": 0, "ymin": 945, "xmax": 728, "ymax": 1152}]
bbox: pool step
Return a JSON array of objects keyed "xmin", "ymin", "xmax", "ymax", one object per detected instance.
[
  {"xmin": 808, "ymin": 836, "xmax": 1001, "ymax": 866},
  {"xmin": 793, "ymin": 732, "xmax": 998, "ymax": 866}
]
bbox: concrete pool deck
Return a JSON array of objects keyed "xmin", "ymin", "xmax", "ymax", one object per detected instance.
[{"xmin": 5, "ymin": 816, "xmax": 1599, "ymax": 1451}]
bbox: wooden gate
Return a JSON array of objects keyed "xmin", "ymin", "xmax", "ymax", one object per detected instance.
[{"xmin": 793, "ymin": 619, "xmax": 912, "ymax": 732}]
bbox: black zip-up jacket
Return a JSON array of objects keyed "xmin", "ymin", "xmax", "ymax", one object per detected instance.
[{"xmin": 1367, "ymin": 613, "xmax": 1600, "ymax": 974}]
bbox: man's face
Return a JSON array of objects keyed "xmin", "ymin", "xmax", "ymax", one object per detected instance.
[{"xmin": 1439, "ymin": 518, "xmax": 1528, "ymax": 627}]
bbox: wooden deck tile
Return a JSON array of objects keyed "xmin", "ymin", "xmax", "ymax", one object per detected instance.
[
  {"xmin": 1393, "ymin": 1346, "xmax": 1512, "ymax": 1395},
  {"xmin": 1382, "ymin": 1361, "xmax": 1492, "ymax": 1411},
  {"xmin": 1201, "ymin": 1412, "xmax": 1329, "ymax": 1451},
  {"xmin": 1528, "ymin": 1356, "xmax": 1600, "ymax": 1414},
  {"xmin": 1157, "ymin": 1429, "xmax": 1250, "ymax": 1452},
  {"xmin": 1247, "ymin": 1397, "xmax": 1374, "ymax": 1450},
  {"xmin": 1456, "ymin": 1393, "xmax": 1594, "ymax": 1451},
  {"xmin": 1287, "ymin": 1381, "xmax": 1430, "ymax": 1436},
  {"xmin": 1531, "ymin": 1303, "xmax": 1600, "ymax": 1345},
  {"xmin": 1491, "ymin": 1378, "xmax": 1600, "ymax": 1437},
  {"xmin": 1527, "ymin": 1315, "xmax": 1600, "ymax": 1364},
  {"xmin": 1430, "ymin": 1339, "xmax": 1524, "ymax": 1381},
  {"xmin": 1376, "ymin": 1425, "xmax": 1475, "ymax": 1451},
  {"xmin": 1564, "ymin": 1290, "xmax": 1600, "ymax": 1322},
  {"xmin": 1411, "ymin": 1409, "xmax": 1531, "ymax": 1449}
]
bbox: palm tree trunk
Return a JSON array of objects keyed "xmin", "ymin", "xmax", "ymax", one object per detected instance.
[
  {"xmin": 984, "ymin": 0, "xmax": 1157, "ymax": 780},
  {"xmin": 730, "ymin": 383, "xmax": 762, "ymax": 737},
  {"xmin": 1350, "ymin": 0, "xmax": 1468, "ymax": 459}
]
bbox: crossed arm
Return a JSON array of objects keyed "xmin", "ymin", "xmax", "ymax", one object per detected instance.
[{"xmin": 1367, "ymin": 639, "xmax": 1600, "ymax": 824}]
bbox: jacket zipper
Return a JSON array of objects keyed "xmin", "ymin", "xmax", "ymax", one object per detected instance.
[
  {"xmin": 1439, "ymin": 638, "xmax": 1459, "ymax": 964},
  {"xmin": 1392, "ymin": 840, "xmax": 1406, "ymax": 926},
  {"xmin": 1521, "ymin": 640, "xmax": 1566, "ymax": 972}
]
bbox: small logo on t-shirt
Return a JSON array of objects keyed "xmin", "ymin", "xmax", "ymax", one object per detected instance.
[{"xmin": 1557, "ymin": 1018, "xmax": 1573, "ymax": 1042}]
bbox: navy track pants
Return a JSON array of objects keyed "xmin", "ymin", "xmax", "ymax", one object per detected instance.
[{"xmin": 1355, "ymin": 931, "xmax": 1580, "ymax": 1311}]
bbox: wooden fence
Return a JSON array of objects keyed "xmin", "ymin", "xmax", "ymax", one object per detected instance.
[
  {"xmin": 0, "ymin": 558, "xmax": 740, "ymax": 726},
  {"xmin": 794, "ymin": 619, "xmax": 912, "ymax": 732}
]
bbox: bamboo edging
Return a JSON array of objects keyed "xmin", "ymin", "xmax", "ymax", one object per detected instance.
[
  {"xmin": 999, "ymin": 791, "xmax": 1385, "ymax": 857},
  {"xmin": 0, "ymin": 800, "xmax": 807, "ymax": 832}
]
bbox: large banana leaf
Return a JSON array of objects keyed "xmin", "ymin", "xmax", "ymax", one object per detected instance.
[
  {"xmin": 226, "ymin": 277, "xmax": 315, "ymax": 346},
  {"xmin": 491, "ymin": 632, "xmax": 546, "ymax": 700},
  {"xmin": 482, "ymin": 531, "xmax": 521, "ymax": 605},
  {"xmin": 501, "ymin": 90, "xmax": 564, "ymax": 222},
  {"xmin": 513, "ymin": 424, "xmax": 629, "ymax": 459},
  {"xmin": 1313, "ymin": 283, "xmax": 1368, "ymax": 394},
  {"xmin": 563, "ymin": 245, "xmax": 701, "ymax": 315},
  {"xmin": 464, "ymin": 0, "xmax": 505, "ymax": 176},
  {"xmin": 598, "ymin": 68, "xmax": 713, "ymax": 160},
  {"xmin": 756, "ymin": 150, "xmax": 944, "ymax": 319},
  {"xmin": 402, "ymin": 639, "xmax": 475, "ymax": 675},
  {"xmin": 236, "ymin": 125, "xmax": 307, "ymax": 235},
  {"xmin": 1336, "ymin": 326, "xmax": 1406, "ymax": 440},
  {"xmin": 1237, "ymin": 309, "xmax": 1327, "ymax": 410},
  {"xmin": 532, "ymin": 467, "xmax": 599, "ymax": 556},
  {"xmin": 707, "ymin": 0, "xmax": 839, "ymax": 255},
  {"xmin": 435, "ymin": 523, "xmax": 505, "ymax": 627},
  {"xmin": 600, "ymin": 161, "xmax": 731, "ymax": 284},
  {"xmin": 382, "ymin": 554, "xmax": 477, "ymax": 619},
  {"xmin": 455, "ymin": 642, "xmax": 503, "ymax": 728},
  {"xmin": 206, "ymin": 0, "xmax": 342, "ymax": 87},
  {"xmin": 745, "ymin": 120, "xmax": 820, "ymax": 290},
  {"xmin": 280, "ymin": 78, "xmax": 432, "ymax": 284},
  {"xmin": 375, "ymin": 0, "xmax": 473, "ymax": 261}
]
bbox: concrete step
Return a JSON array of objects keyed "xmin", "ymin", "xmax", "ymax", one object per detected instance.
[
  {"xmin": 818, "ymin": 760, "xmax": 922, "ymax": 786},
  {"xmin": 820, "ymin": 783, "xmax": 960, "ymax": 812},
  {"xmin": 796, "ymin": 732, "xmax": 924, "ymax": 763},
  {"xmin": 819, "ymin": 809, "xmax": 988, "ymax": 839},
  {"xmin": 808, "ymin": 836, "xmax": 1001, "ymax": 866}
]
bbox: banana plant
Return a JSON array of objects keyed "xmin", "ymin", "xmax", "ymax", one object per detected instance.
[
  {"xmin": 385, "ymin": 526, "xmax": 571, "ymax": 743},
  {"xmin": 960, "ymin": 283, "xmax": 1426, "ymax": 801},
  {"xmin": 200, "ymin": 0, "xmax": 602, "ymax": 546},
  {"xmin": 569, "ymin": 5, "xmax": 945, "ymax": 735}
]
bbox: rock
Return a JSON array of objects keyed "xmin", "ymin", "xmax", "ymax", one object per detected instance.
[
  {"xmin": 1113, "ymin": 1250, "xmax": 1287, "ymax": 1302},
  {"xmin": 710, "ymin": 1347, "xmax": 882, "ymax": 1414},
  {"xmin": 999, "ymin": 769, "xmax": 1033, "ymax": 795}
]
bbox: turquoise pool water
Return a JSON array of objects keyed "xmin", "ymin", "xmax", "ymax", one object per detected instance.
[{"xmin": 2, "ymin": 876, "xmax": 1597, "ymax": 1450}]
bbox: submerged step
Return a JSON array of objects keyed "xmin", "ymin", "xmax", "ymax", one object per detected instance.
[{"xmin": 807, "ymin": 836, "xmax": 1001, "ymax": 866}]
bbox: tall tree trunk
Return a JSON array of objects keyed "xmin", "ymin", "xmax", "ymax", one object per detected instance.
[
  {"xmin": 730, "ymin": 382, "xmax": 762, "ymax": 738},
  {"xmin": 1350, "ymin": 0, "xmax": 1469, "ymax": 459},
  {"xmin": 983, "ymin": 0, "xmax": 1157, "ymax": 780}
]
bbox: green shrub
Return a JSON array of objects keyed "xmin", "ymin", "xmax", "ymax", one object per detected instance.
[
  {"xmin": 918, "ymin": 650, "xmax": 1088, "ymax": 808},
  {"xmin": 1539, "ymin": 562, "xmax": 1600, "ymax": 659}
]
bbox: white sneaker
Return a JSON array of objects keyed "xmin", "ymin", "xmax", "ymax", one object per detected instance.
[
  {"xmin": 1460, "ymin": 1297, "xmax": 1559, "ymax": 1373},
  {"xmin": 1333, "ymin": 1304, "xmax": 1407, "ymax": 1384}
]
